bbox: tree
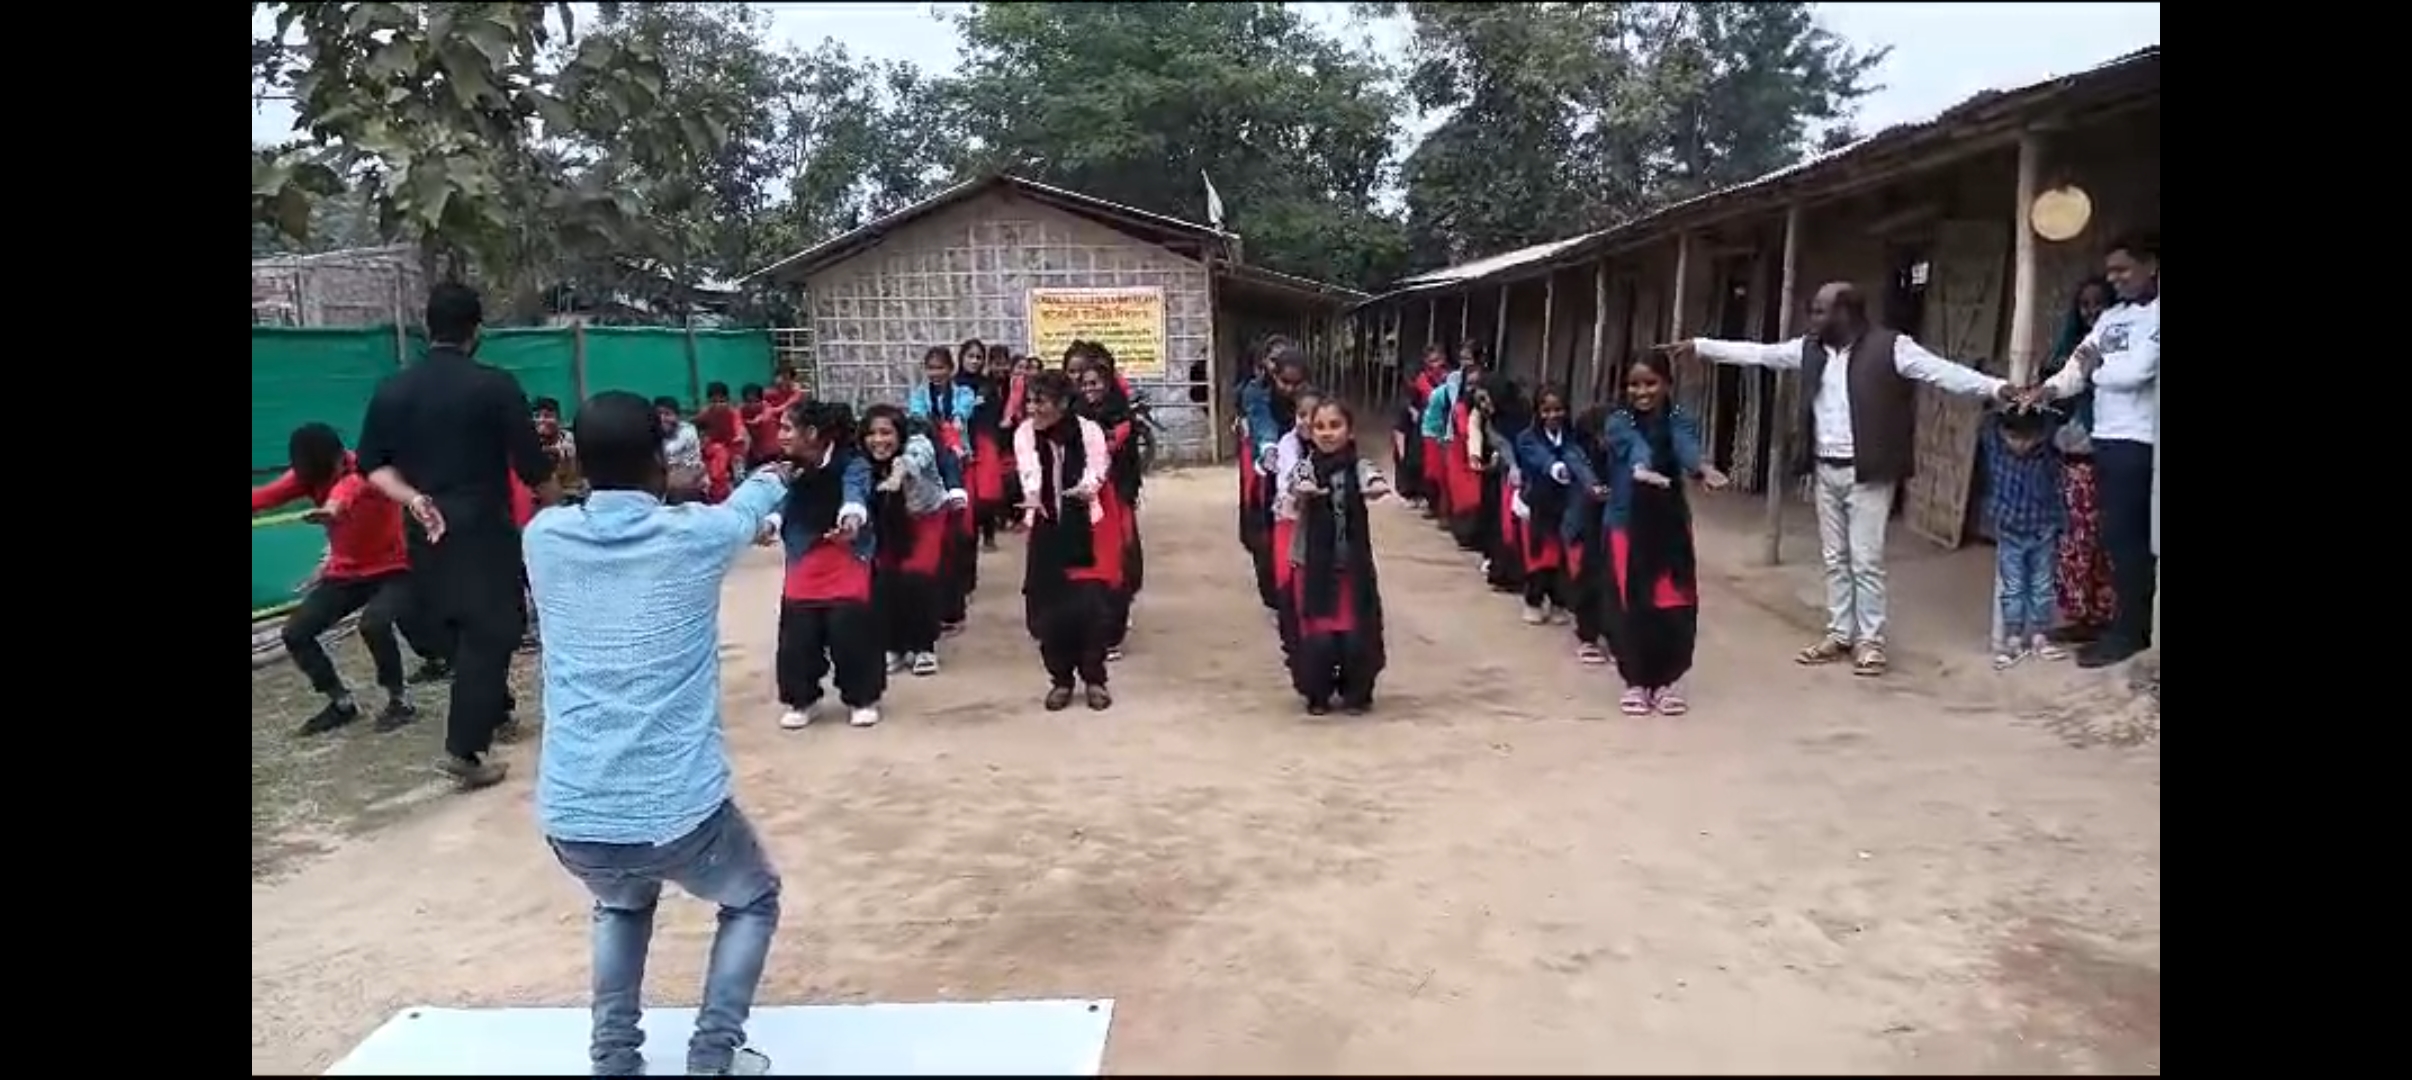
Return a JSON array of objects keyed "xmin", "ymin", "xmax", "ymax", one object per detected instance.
[
  {"xmin": 251, "ymin": 1, "xmax": 724, "ymax": 318},
  {"xmin": 942, "ymin": 2, "xmax": 1409, "ymax": 287},
  {"xmin": 1375, "ymin": 3, "xmax": 1621, "ymax": 266},
  {"xmin": 1373, "ymin": 1, "xmax": 1882, "ymax": 270}
]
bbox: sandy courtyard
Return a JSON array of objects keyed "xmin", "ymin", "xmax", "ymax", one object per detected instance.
[{"xmin": 249, "ymin": 468, "xmax": 2161, "ymax": 1075}]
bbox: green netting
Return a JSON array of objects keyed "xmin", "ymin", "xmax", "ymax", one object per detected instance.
[
  {"xmin": 249, "ymin": 324, "xmax": 774, "ymax": 616},
  {"xmin": 581, "ymin": 326, "xmax": 695, "ymax": 405},
  {"xmin": 478, "ymin": 327, "xmax": 582, "ymax": 424},
  {"xmin": 253, "ymin": 517, "xmax": 327, "ymax": 612},
  {"xmin": 252, "ymin": 326, "xmax": 405, "ymax": 472},
  {"xmin": 692, "ymin": 329, "xmax": 776, "ymax": 397}
]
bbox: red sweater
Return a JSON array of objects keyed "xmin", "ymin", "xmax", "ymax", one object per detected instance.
[{"xmin": 250, "ymin": 452, "xmax": 410, "ymax": 580}]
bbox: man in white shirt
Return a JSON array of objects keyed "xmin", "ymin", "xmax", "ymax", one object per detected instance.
[
  {"xmin": 2037, "ymin": 233, "xmax": 2159, "ymax": 669},
  {"xmin": 1662, "ymin": 281, "xmax": 2017, "ymax": 676}
]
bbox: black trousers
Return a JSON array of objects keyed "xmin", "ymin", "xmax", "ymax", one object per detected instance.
[
  {"xmin": 874, "ymin": 569, "xmax": 941, "ymax": 656},
  {"xmin": 1522, "ymin": 567, "xmax": 1567, "ymax": 610},
  {"xmin": 1616, "ymin": 604, "xmax": 1697, "ymax": 690},
  {"xmin": 411, "ymin": 528, "xmax": 524, "ymax": 761},
  {"xmin": 776, "ymin": 600, "xmax": 885, "ymax": 708},
  {"xmin": 2094, "ymin": 438, "xmax": 2157, "ymax": 651},
  {"xmin": 282, "ymin": 570, "xmax": 427, "ymax": 696},
  {"xmin": 1292, "ymin": 630, "xmax": 1377, "ymax": 707},
  {"xmin": 1034, "ymin": 580, "xmax": 1113, "ymax": 688}
]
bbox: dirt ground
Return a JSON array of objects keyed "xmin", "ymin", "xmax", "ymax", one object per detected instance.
[{"xmin": 249, "ymin": 468, "xmax": 2161, "ymax": 1075}]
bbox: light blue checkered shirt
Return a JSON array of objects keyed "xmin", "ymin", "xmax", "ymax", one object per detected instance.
[{"xmin": 525, "ymin": 473, "xmax": 786, "ymax": 845}]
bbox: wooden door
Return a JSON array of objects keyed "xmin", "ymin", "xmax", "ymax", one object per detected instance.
[{"xmin": 1904, "ymin": 221, "xmax": 2008, "ymax": 549}]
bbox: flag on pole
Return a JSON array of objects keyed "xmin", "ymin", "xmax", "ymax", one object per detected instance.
[{"xmin": 1202, "ymin": 171, "xmax": 1226, "ymax": 229}]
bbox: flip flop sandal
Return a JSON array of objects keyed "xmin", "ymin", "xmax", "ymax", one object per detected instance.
[
  {"xmin": 1797, "ymin": 637, "xmax": 1852, "ymax": 666},
  {"xmin": 1619, "ymin": 688, "xmax": 1654, "ymax": 715},
  {"xmin": 1853, "ymin": 644, "xmax": 1888, "ymax": 677},
  {"xmin": 1577, "ymin": 643, "xmax": 1609, "ymax": 665},
  {"xmin": 1655, "ymin": 690, "xmax": 1689, "ymax": 716}
]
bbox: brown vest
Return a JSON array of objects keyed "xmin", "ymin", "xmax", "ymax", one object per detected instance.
[{"xmin": 1791, "ymin": 329, "xmax": 1917, "ymax": 483}]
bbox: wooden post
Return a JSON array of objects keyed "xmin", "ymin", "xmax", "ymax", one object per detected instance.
[
  {"xmin": 1670, "ymin": 233, "xmax": 1692, "ymax": 342},
  {"xmin": 1205, "ymin": 262, "xmax": 1225, "ymax": 464},
  {"xmin": 2007, "ymin": 130, "xmax": 2043, "ymax": 385},
  {"xmin": 1539, "ymin": 272, "xmax": 1558, "ymax": 384},
  {"xmin": 1425, "ymin": 298, "xmax": 1438, "ymax": 352},
  {"xmin": 682, "ymin": 317, "xmax": 703, "ymax": 408},
  {"xmin": 1458, "ymin": 292, "xmax": 1470, "ymax": 346},
  {"xmin": 389, "ymin": 265, "xmax": 408, "ymax": 368},
  {"xmin": 572, "ymin": 319, "xmax": 591, "ymax": 402},
  {"xmin": 1588, "ymin": 263, "xmax": 1609, "ymax": 401},
  {"xmin": 1493, "ymin": 283, "xmax": 1510, "ymax": 370},
  {"xmin": 1762, "ymin": 204, "xmax": 1803, "ymax": 566}
]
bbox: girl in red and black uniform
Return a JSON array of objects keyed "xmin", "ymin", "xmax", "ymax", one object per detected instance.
[
  {"xmin": 767, "ymin": 401, "xmax": 886, "ymax": 730},
  {"xmin": 966, "ymin": 345, "xmax": 1016, "ymax": 551},
  {"xmin": 861, "ymin": 404, "xmax": 955, "ymax": 678},
  {"xmin": 1275, "ymin": 401, "xmax": 1393, "ymax": 715},
  {"xmin": 1077, "ymin": 360, "xmax": 1145, "ymax": 661},
  {"xmin": 1599, "ymin": 354, "xmax": 1729, "ymax": 715},
  {"xmin": 1395, "ymin": 344, "xmax": 1447, "ymax": 510},
  {"xmin": 1509, "ymin": 384, "xmax": 1588, "ymax": 624},
  {"xmin": 1441, "ymin": 364, "xmax": 1491, "ymax": 551},
  {"xmin": 1016, "ymin": 370, "xmax": 1121, "ymax": 711},
  {"xmin": 1564, "ymin": 398, "xmax": 1618, "ymax": 666}
]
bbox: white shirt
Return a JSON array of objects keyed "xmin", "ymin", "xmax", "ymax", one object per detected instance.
[
  {"xmin": 1691, "ymin": 334, "xmax": 2007, "ymax": 460},
  {"xmin": 2042, "ymin": 296, "xmax": 2160, "ymax": 445}
]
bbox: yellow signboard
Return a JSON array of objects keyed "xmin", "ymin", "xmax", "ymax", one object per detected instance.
[{"xmin": 1027, "ymin": 287, "xmax": 1168, "ymax": 376}]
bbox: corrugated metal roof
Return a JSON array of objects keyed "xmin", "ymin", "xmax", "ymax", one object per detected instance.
[
  {"xmin": 1366, "ymin": 45, "xmax": 2159, "ymax": 303},
  {"xmin": 1390, "ymin": 230, "xmax": 1608, "ymax": 289},
  {"xmin": 737, "ymin": 174, "xmax": 1231, "ymax": 287}
]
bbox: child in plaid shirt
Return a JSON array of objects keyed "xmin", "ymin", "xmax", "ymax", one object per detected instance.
[{"xmin": 1983, "ymin": 407, "xmax": 2068, "ymax": 669}]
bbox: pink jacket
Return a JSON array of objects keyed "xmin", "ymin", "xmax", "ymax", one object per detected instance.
[{"xmin": 1014, "ymin": 416, "xmax": 1108, "ymax": 525}]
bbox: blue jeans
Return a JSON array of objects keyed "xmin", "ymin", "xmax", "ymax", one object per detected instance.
[
  {"xmin": 1995, "ymin": 528, "xmax": 2060, "ymax": 645},
  {"xmin": 547, "ymin": 800, "xmax": 782, "ymax": 1076}
]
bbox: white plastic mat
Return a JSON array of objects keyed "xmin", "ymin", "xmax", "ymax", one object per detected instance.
[{"xmin": 325, "ymin": 999, "xmax": 1116, "ymax": 1076}]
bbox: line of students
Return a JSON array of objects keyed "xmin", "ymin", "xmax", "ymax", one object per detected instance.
[
  {"xmin": 763, "ymin": 340, "xmax": 1148, "ymax": 725},
  {"xmin": 1389, "ymin": 341, "xmax": 1733, "ymax": 716}
]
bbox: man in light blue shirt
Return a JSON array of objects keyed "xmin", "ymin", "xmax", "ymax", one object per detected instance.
[{"xmin": 524, "ymin": 390, "xmax": 791, "ymax": 1077}]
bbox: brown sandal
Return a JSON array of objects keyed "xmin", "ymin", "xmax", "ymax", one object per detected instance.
[
  {"xmin": 1852, "ymin": 643, "xmax": 1888, "ymax": 677},
  {"xmin": 1084, "ymin": 685, "xmax": 1114, "ymax": 711},
  {"xmin": 1796, "ymin": 637, "xmax": 1852, "ymax": 666}
]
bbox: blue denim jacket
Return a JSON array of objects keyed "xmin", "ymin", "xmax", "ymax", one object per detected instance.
[
  {"xmin": 1419, "ymin": 370, "xmax": 1465, "ymax": 441},
  {"xmin": 1511, "ymin": 424, "xmax": 1600, "ymax": 540},
  {"xmin": 907, "ymin": 381, "xmax": 980, "ymax": 427},
  {"xmin": 1597, "ymin": 405, "xmax": 1704, "ymax": 528},
  {"xmin": 778, "ymin": 452, "xmax": 876, "ymax": 563},
  {"xmin": 1241, "ymin": 377, "xmax": 1284, "ymax": 456}
]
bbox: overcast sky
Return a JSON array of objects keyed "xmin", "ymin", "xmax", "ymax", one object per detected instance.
[{"xmin": 251, "ymin": 2, "xmax": 2160, "ymax": 168}]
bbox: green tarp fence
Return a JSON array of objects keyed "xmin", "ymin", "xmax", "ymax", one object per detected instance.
[{"xmin": 252, "ymin": 324, "xmax": 775, "ymax": 615}]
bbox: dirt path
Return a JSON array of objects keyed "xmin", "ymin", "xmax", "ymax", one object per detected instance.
[{"xmin": 250, "ymin": 469, "xmax": 2160, "ymax": 1075}]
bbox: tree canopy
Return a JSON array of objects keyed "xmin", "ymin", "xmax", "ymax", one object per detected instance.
[{"xmin": 251, "ymin": 1, "xmax": 1882, "ymax": 316}]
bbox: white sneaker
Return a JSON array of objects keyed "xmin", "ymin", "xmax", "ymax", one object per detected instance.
[
  {"xmin": 1545, "ymin": 604, "xmax": 1569, "ymax": 625},
  {"xmin": 778, "ymin": 707, "xmax": 813, "ymax": 731},
  {"xmin": 885, "ymin": 652, "xmax": 907, "ymax": 674},
  {"xmin": 692, "ymin": 1046, "xmax": 772, "ymax": 1076},
  {"xmin": 910, "ymin": 651, "xmax": 940, "ymax": 676},
  {"xmin": 1520, "ymin": 604, "xmax": 1546, "ymax": 625},
  {"xmin": 1104, "ymin": 645, "xmax": 1125, "ymax": 662},
  {"xmin": 848, "ymin": 705, "xmax": 882, "ymax": 728}
]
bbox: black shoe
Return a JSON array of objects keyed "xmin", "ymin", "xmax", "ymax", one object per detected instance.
[
  {"xmin": 373, "ymin": 698, "xmax": 419, "ymax": 733},
  {"xmin": 436, "ymin": 755, "xmax": 508, "ymax": 790},
  {"xmin": 2075, "ymin": 640, "xmax": 2142, "ymax": 669},
  {"xmin": 407, "ymin": 660, "xmax": 453, "ymax": 685},
  {"xmin": 1305, "ymin": 699, "xmax": 1330, "ymax": 717},
  {"xmin": 1044, "ymin": 686, "xmax": 1075, "ymax": 711},
  {"xmin": 296, "ymin": 699, "xmax": 360, "ymax": 736}
]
